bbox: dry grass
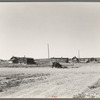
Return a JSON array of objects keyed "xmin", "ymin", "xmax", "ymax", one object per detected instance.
[
  {"xmin": 73, "ymin": 92, "xmax": 96, "ymax": 98},
  {"xmin": 88, "ymin": 79, "xmax": 100, "ymax": 89},
  {"xmin": 0, "ymin": 63, "xmax": 100, "ymax": 98},
  {"xmin": 0, "ymin": 72, "xmax": 50, "ymax": 92},
  {"xmin": 0, "ymin": 63, "xmax": 39, "ymax": 68}
]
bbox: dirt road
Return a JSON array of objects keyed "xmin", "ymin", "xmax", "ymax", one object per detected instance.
[{"xmin": 0, "ymin": 63, "xmax": 100, "ymax": 98}]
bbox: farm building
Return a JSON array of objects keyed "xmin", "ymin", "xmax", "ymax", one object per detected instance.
[
  {"xmin": 78, "ymin": 58, "xmax": 89, "ymax": 63},
  {"xmin": 10, "ymin": 56, "xmax": 36, "ymax": 64},
  {"xmin": 72, "ymin": 56, "xmax": 79, "ymax": 63},
  {"xmin": 71, "ymin": 57, "xmax": 96, "ymax": 63},
  {"xmin": 77, "ymin": 57, "xmax": 100, "ymax": 63},
  {"xmin": 95, "ymin": 58, "xmax": 100, "ymax": 63},
  {"xmin": 89, "ymin": 58, "xmax": 97, "ymax": 62},
  {"xmin": 85, "ymin": 57, "xmax": 98, "ymax": 63},
  {"xmin": 51, "ymin": 57, "xmax": 69, "ymax": 63}
]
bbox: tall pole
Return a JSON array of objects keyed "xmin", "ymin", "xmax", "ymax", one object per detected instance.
[
  {"xmin": 78, "ymin": 50, "xmax": 80, "ymax": 58},
  {"xmin": 47, "ymin": 43, "xmax": 50, "ymax": 59},
  {"xmin": 47, "ymin": 43, "xmax": 51, "ymax": 66}
]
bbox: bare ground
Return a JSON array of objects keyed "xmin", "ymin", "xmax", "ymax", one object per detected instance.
[{"xmin": 0, "ymin": 63, "xmax": 100, "ymax": 98}]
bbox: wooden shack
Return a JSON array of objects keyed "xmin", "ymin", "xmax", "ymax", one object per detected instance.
[{"xmin": 10, "ymin": 56, "xmax": 36, "ymax": 64}]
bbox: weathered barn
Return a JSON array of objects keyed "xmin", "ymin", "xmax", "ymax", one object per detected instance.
[
  {"xmin": 77, "ymin": 57, "xmax": 99, "ymax": 63},
  {"xmin": 72, "ymin": 56, "xmax": 79, "ymax": 63},
  {"xmin": 10, "ymin": 56, "xmax": 36, "ymax": 64},
  {"xmin": 90, "ymin": 58, "xmax": 97, "ymax": 62},
  {"xmin": 86, "ymin": 57, "xmax": 97, "ymax": 63},
  {"xmin": 95, "ymin": 58, "xmax": 100, "ymax": 63}
]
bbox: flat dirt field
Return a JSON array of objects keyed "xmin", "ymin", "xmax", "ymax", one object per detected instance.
[{"xmin": 0, "ymin": 63, "xmax": 100, "ymax": 98}]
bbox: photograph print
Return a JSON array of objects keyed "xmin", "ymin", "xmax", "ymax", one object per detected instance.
[{"xmin": 0, "ymin": 2, "xmax": 100, "ymax": 98}]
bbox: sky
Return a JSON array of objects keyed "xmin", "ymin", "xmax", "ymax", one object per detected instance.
[{"xmin": 0, "ymin": 2, "xmax": 100, "ymax": 60}]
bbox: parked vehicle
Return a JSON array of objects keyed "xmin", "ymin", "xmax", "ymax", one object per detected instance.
[{"xmin": 52, "ymin": 62, "xmax": 63, "ymax": 68}]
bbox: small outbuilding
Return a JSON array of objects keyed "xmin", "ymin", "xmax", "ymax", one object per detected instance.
[
  {"xmin": 51, "ymin": 57, "xmax": 69, "ymax": 63},
  {"xmin": 87, "ymin": 57, "xmax": 97, "ymax": 63},
  {"xmin": 72, "ymin": 56, "xmax": 79, "ymax": 63},
  {"xmin": 10, "ymin": 56, "xmax": 36, "ymax": 64}
]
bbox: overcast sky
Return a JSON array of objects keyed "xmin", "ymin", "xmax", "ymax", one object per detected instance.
[{"xmin": 0, "ymin": 2, "xmax": 100, "ymax": 60}]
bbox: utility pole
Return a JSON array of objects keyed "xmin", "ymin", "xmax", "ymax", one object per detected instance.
[
  {"xmin": 78, "ymin": 50, "xmax": 80, "ymax": 58},
  {"xmin": 47, "ymin": 43, "xmax": 50, "ymax": 59},
  {"xmin": 47, "ymin": 43, "xmax": 50, "ymax": 66}
]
